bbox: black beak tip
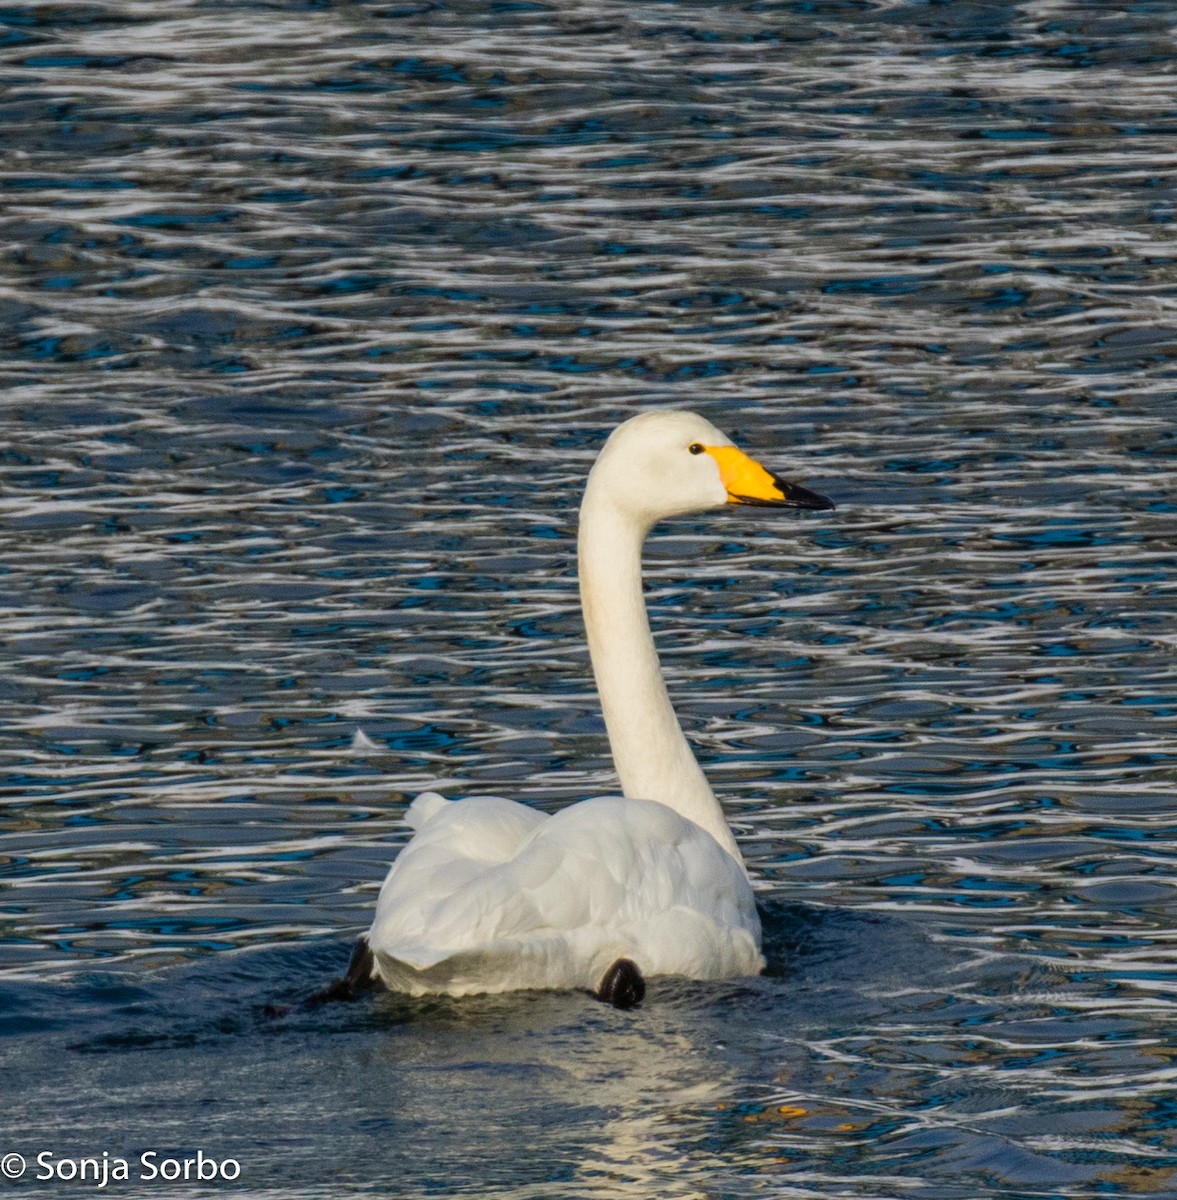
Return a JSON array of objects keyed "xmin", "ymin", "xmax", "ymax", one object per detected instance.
[
  {"xmin": 729, "ymin": 475, "xmax": 836, "ymax": 511},
  {"xmin": 803, "ymin": 490, "xmax": 836, "ymax": 512},
  {"xmin": 777, "ymin": 477, "xmax": 836, "ymax": 511}
]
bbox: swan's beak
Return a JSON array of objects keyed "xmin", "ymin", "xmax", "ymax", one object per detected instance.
[{"xmin": 706, "ymin": 446, "xmax": 835, "ymax": 511}]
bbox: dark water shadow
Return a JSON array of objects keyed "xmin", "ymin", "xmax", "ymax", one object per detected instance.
[{"xmin": 0, "ymin": 896, "xmax": 967, "ymax": 1057}]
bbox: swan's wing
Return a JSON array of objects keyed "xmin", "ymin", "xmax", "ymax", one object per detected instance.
[
  {"xmin": 404, "ymin": 790, "xmax": 449, "ymax": 830},
  {"xmin": 527, "ymin": 797, "xmax": 763, "ymax": 980},
  {"xmin": 368, "ymin": 793, "xmax": 549, "ymax": 960}
]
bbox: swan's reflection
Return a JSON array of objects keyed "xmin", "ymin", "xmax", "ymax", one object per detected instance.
[{"xmin": 365, "ymin": 984, "xmax": 774, "ymax": 1198}]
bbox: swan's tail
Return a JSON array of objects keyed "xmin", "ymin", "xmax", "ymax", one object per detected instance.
[{"xmin": 369, "ymin": 936, "xmax": 606, "ymax": 997}]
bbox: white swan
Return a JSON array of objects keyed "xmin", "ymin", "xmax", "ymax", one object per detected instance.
[{"xmin": 339, "ymin": 410, "xmax": 833, "ymax": 1007}]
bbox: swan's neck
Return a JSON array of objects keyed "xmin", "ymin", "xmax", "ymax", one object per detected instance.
[{"xmin": 578, "ymin": 493, "xmax": 744, "ymax": 865}]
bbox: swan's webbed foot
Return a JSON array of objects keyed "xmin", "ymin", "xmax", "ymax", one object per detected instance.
[
  {"xmin": 596, "ymin": 958, "xmax": 645, "ymax": 1009},
  {"xmin": 304, "ymin": 935, "xmax": 382, "ymax": 1008}
]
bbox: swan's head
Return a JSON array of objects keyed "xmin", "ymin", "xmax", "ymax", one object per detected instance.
[{"xmin": 585, "ymin": 410, "xmax": 833, "ymax": 529}]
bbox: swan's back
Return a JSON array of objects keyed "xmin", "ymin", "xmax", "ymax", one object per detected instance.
[{"xmin": 366, "ymin": 793, "xmax": 763, "ymax": 997}]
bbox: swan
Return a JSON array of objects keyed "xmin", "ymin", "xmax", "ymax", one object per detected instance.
[{"xmin": 334, "ymin": 410, "xmax": 833, "ymax": 1008}]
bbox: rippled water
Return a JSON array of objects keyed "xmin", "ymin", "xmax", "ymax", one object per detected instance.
[{"xmin": 2, "ymin": 0, "xmax": 1176, "ymax": 1196}]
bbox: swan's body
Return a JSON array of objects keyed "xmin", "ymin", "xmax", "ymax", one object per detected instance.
[
  {"xmin": 368, "ymin": 792, "xmax": 760, "ymax": 995},
  {"xmin": 357, "ymin": 411, "xmax": 832, "ymax": 1002}
]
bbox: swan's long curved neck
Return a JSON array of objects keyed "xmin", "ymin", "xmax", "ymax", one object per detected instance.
[{"xmin": 578, "ymin": 492, "xmax": 744, "ymax": 866}]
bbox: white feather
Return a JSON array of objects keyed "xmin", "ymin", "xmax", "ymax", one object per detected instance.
[{"xmin": 369, "ymin": 796, "xmax": 761, "ymax": 994}]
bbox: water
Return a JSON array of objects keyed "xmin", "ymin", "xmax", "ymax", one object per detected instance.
[{"xmin": 2, "ymin": 0, "xmax": 1176, "ymax": 1195}]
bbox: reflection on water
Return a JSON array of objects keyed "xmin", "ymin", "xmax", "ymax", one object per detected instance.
[{"xmin": 2, "ymin": 0, "xmax": 1176, "ymax": 1196}]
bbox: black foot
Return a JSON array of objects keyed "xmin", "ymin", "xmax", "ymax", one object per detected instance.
[
  {"xmin": 304, "ymin": 936, "xmax": 379, "ymax": 1009},
  {"xmin": 596, "ymin": 958, "xmax": 645, "ymax": 1009}
]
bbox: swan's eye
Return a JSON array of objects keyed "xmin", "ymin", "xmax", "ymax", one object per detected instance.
[{"xmin": 688, "ymin": 443, "xmax": 704, "ymax": 455}]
